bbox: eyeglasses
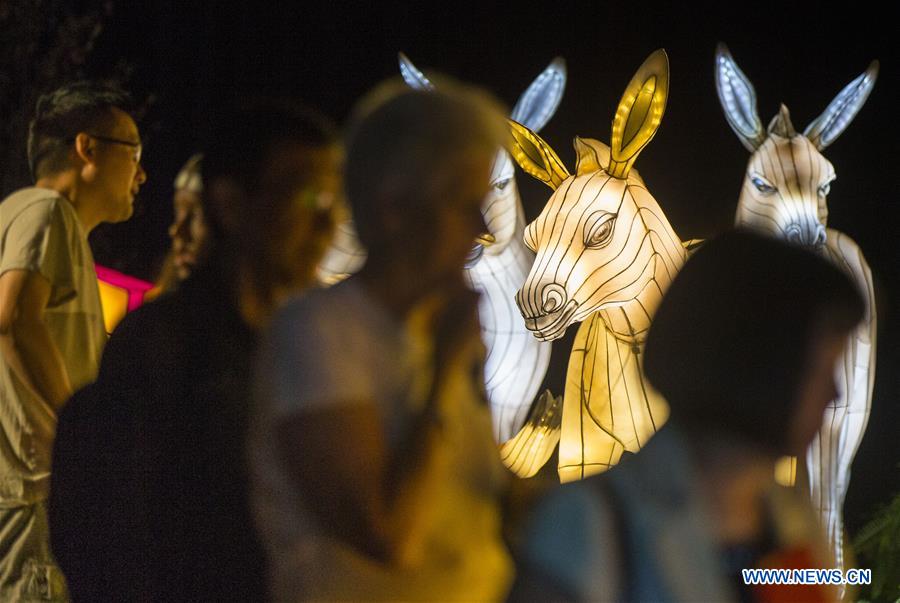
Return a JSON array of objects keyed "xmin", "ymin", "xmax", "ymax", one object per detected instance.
[{"xmin": 89, "ymin": 134, "xmax": 143, "ymax": 163}]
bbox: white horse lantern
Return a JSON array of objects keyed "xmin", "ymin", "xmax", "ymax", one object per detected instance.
[
  {"xmin": 317, "ymin": 56, "xmax": 566, "ymax": 464},
  {"xmin": 716, "ymin": 43, "xmax": 878, "ymax": 569},
  {"xmin": 507, "ymin": 50, "xmax": 688, "ymax": 482}
]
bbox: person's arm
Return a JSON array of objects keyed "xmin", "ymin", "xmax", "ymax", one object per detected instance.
[
  {"xmin": 272, "ymin": 287, "xmax": 482, "ymax": 565},
  {"xmin": 276, "ymin": 399, "xmax": 444, "ymax": 564},
  {"xmin": 0, "ymin": 269, "xmax": 73, "ymax": 409}
]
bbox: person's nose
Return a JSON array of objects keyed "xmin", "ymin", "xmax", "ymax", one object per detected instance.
[
  {"xmin": 135, "ymin": 163, "xmax": 148, "ymax": 185},
  {"xmin": 169, "ymin": 216, "xmax": 191, "ymax": 243}
]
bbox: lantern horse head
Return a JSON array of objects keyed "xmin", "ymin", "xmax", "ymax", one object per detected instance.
[
  {"xmin": 507, "ymin": 50, "xmax": 687, "ymax": 481},
  {"xmin": 509, "ymin": 49, "xmax": 685, "ymax": 345},
  {"xmin": 715, "ymin": 43, "xmax": 878, "ymax": 249}
]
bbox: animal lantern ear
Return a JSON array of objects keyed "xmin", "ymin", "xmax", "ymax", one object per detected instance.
[
  {"xmin": 715, "ymin": 43, "xmax": 766, "ymax": 152},
  {"xmin": 804, "ymin": 60, "xmax": 879, "ymax": 151},
  {"xmin": 510, "ymin": 57, "xmax": 567, "ymax": 133},
  {"xmin": 768, "ymin": 104, "xmax": 797, "ymax": 138},
  {"xmin": 608, "ymin": 49, "xmax": 669, "ymax": 179},
  {"xmin": 573, "ymin": 136, "xmax": 610, "ymax": 176},
  {"xmin": 397, "ymin": 52, "xmax": 435, "ymax": 90},
  {"xmin": 507, "ymin": 119, "xmax": 570, "ymax": 190}
]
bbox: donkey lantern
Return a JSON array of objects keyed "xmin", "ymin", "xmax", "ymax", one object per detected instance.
[
  {"xmin": 716, "ymin": 44, "xmax": 878, "ymax": 569},
  {"xmin": 508, "ymin": 50, "xmax": 687, "ymax": 482}
]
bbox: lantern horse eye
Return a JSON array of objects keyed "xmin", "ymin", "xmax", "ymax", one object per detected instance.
[
  {"xmin": 751, "ymin": 176, "xmax": 776, "ymax": 195},
  {"xmin": 584, "ymin": 213, "xmax": 616, "ymax": 249}
]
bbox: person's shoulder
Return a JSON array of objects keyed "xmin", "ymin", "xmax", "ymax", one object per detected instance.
[
  {"xmin": 767, "ymin": 483, "xmax": 830, "ymax": 551},
  {"xmin": 535, "ymin": 477, "xmax": 604, "ymax": 519},
  {"xmin": 287, "ymin": 279, "xmax": 350, "ymax": 309},
  {"xmin": 0, "ymin": 187, "xmax": 70, "ymax": 221},
  {"xmin": 275, "ymin": 279, "xmax": 357, "ymax": 328},
  {"xmin": 118, "ymin": 288, "xmax": 183, "ymax": 328},
  {"xmin": 2, "ymin": 186, "xmax": 65, "ymax": 205},
  {"xmin": 518, "ymin": 477, "xmax": 617, "ymax": 600},
  {"xmin": 522, "ymin": 477, "xmax": 610, "ymax": 554},
  {"xmin": 104, "ymin": 287, "xmax": 192, "ymax": 356}
]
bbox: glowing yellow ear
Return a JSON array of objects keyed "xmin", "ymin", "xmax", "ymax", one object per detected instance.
[
  {"xmin": 507, "ymin": 119, "xmax": 570, "ymax": 190},
  {"xmin": 608, "ymin": 49, "xmax": 669, "ymax": 179}
]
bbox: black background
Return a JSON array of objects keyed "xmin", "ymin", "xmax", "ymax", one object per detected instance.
[{"xmin": 82, "ymin": 1, "xmax": 898, "ymax": 534}]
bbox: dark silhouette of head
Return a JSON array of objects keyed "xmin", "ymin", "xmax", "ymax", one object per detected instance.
[
  {"xmin": 343, "ymin": 81, "xmax": 506, "ymax": 267},
  {"xmin": 201, "ymin": 99, "xmax": 339, "ymax": 296},
  {"xmin": 644, "ymin": 229, "xmax": 864, "ymax": 455}
]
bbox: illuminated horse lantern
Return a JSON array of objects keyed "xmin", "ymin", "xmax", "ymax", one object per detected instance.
[
  {"xmin": 317, "ymin": 55, "xmax": 566, "ymax": 454},
  {"xmin": 715, "ymin": 44, "xmax": 878, "ymax": 568},
  {"xmin": 508, "ymin": 50, "xmax": 687, "ymax": 482}
]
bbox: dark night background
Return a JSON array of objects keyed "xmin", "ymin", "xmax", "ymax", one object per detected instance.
[{"xmin": 8, "ymin": 1, "xmax": 900, "ymax": 540}]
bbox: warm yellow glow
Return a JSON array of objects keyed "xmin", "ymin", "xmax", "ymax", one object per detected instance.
[
  {"xmin": 98, "ymin": 279, "xmax": 129, "ymax": 334},
  {"xmin": 775, "ymin": 455, "xmax": 797, "ymax": 487},
  {"xmin": 507, "ymin": 120, "xmax": 570, "ymax": 190},
  {"xmin": 499, "ymin": 390, "xmax": 562, "ymax": 478},
  {"xmin": 608, "ymin": 49, "xmax": 669, "ymax": 179},
  {"xmin": 95, "ymin": 266, "xmax": 155, "ymax": 334},
  {"xmin": 573, "ymin": 136, "xmax": 610, "ymax": 176},
  {"xmin": 558, "ymin": 314, "xmax": 671, "ymax": 482}
]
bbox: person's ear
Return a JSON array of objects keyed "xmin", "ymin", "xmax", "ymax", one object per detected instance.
[{"xmin": 74, "ymin": 133, "xmax": 97, "ymax": 165}]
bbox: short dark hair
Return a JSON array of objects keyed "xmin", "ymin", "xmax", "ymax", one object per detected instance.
[
  {"xmin": 27, "ymin": 81, "xmax": 134, "ymax": 180},
  {"xmin": 344, "ymin": 81, "xmax": 506, "ymax": 249},
  {"xmin": 200, "ymin": 98, "xmax": 337, "ymax": 240},
  {"xmin": 643, "ymin": 229, "xmax": 865, "ymax": 454}
]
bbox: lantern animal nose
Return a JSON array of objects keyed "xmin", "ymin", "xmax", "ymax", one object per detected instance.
[
  {"xmin": 813, "ymin": 225, "xmax": 827, "ymax": 248},
  {"xmin": 541, "ymin": 283, "xmax": 567, "ymax": 314},
  {"xmin": 786, "ymin": 223, "xmax": 827, "ymax": 249}
]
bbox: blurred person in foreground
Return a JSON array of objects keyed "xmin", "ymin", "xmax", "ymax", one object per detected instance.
[
  {"xmin": 49, "ymin": 99, "xmax": 339, "ymax": 602},
  {"xmin": 0, "ymin": 81, "xmax": 145, "ymax": 600},
  {"xmin": 250, "ymin": 81, "xmax": 514, "ymax": 601},
  {"xmin": 510, "ymin": 229, "xmax": 865, "ymax": 603}
]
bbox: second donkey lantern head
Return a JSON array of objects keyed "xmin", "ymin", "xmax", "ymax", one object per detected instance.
[
  {"xmin": 715, "ymin": 43, "xmax": 878, "ymax": 249},
  {"xmin": 508, "ymin": 49, "xmax": 679, "ymax": 342}
]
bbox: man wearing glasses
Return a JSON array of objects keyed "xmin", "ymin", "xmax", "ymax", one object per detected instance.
[{"xmin": 0, "ymin": 81, "xmax": 146, "ymax": 600}]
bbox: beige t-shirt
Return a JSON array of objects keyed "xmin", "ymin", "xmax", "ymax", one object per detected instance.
[{"xmin": 0, "ymin": 187, "xmax": 106, "ymax": 506}]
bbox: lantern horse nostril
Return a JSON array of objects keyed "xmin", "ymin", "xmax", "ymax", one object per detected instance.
[
  {"xmin": 814, "ymin": 226, "xmax": 827, "ymax": 248},
  {"xmin": 787, "ymin": 223, "xmax": 827, "ymax": 249},
  {"xmin": 541, "ymin": 283, "xmax": 567, "ymax": 314}
]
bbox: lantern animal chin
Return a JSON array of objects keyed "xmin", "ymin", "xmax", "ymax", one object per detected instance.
[{"xmin": 521, "ymin": 299, "xmax": 579, "ymax": 342}]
